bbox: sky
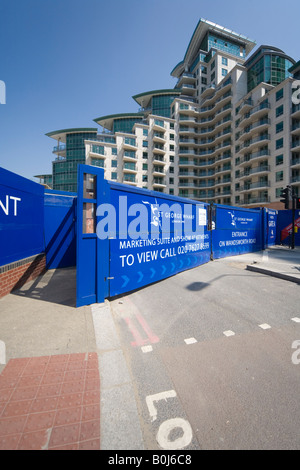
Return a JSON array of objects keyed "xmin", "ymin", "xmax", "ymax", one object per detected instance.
[{"xmin": 0, "ymin": 0, "xmax": 299, "ymax": 181}]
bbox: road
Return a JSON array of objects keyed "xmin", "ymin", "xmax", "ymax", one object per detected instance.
[{"xmin": 103, "ymin": 253, "xmax": 300, "ymax": 450}]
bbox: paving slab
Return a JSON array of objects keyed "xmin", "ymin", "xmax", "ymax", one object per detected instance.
[{"xmin": 0, "ymin": 353, "xmax": 100, "ymax": 450}]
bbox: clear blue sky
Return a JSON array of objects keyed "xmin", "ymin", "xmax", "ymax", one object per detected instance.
[{"xmin": 0, "ymin": 0, "xmax": 299, "ymax": 181}]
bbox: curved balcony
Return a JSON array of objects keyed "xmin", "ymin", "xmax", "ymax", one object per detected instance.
[
  {"xmin": 214, "ymin": 178, "xmax": 232, "ymax": 188},
  {"xmin": 152, "ymin": 144, "xmax": 165, "ymax": 155},
  {"xmin": 179, "ymin": 115, "xmax": 197, "ymax": 124},
  {"xmin": 179, "ymin": 138, "xmax": 198, "ymax": 146},
  {"xmin": 180, "ymin": 83, "xmax": 196, "ymax": 96},
  {"xmin": 52, "ymin": 144, "xmax": 66, "ymax": 155},
  {"xmin": 291, "ymin": 140, "xmax": 300, "ymax": 153},
  {"xmin": 240, "ymin": 181, "xmax": 270, "ymax": 193},
  {"xmin": 291, "ymin": 104, "xmax": 300, "ymax": 119},
  {"xmin": 239, "ymin": 165, "xmax": 270, "ymax": 180},
  {"xmin": 213, "ymin": 189, "xmax": 232, "ymax": 198},
  {"xmin": 236, "ymin": 98, "xmax": 254, "ymax": 115},
  {"xmin": 239, "ymin": 134, "xmax": 270, "ymax": 154},
  {"xmin": 122, "ymin": 138, "xmax": 137, "ymax": 150},
  {"xmin": 241, "ymin": 101, "xmax": 270, "ymax": 125},
  {"xmin": 152, "ymin": 178, "xmax": 166, "ymax": 188},
  {"xmin": 178, "ymin": 171, "xmax": 201, "ymax": 178},
  {"xmin": 291, "ymin": 174, "xmax": 300, "ymax": 185},
  {"xmin": 152, "ymin": 119, "xmax": 165, "ymax": 131},
  {"xmin": 242, "ymin": 196, "xmax": 271, "ymax": 206},
  {"xmin": 291, "ymin": 122, "xmax": 300, "ymax": 136},
  {"xmin": 200, "ymin": 77, "xmax": 232, "ymax": 106},
  {"xmin": 179, "ymin": 126, "xmax": 199, "ymax": 136},
  {"xmin": 239, "ymin": 149, "xmax": 270, "ymax": 166},
  {"xmin": 291, "ymin": 157, "xmax": 300, "ymax": 169},
  {"xmin": 123, "ymin": 175, "xmax": 137, "ymax": 186},
  {"xmin": 123, "ymin": 150, "xmax": 137, "ymax": 162},
  {"xmin": 178, "ymin": 103, "xmax": 198, "ymax": 116},
  {"xmin": 214, "ymin": 166, "xmax": 231, "ymax": 176},
  {"xmin": 238, "ymin": 118, "xmax": 270, "ymax": 141},
  {"xmin": 123, "ymin": 163, "xmax": 137, "ymax": 174},
  {"xmin": 152, "ymin": 166, "xmax": 166, "ymax": 176},
  {"xmin": 199, "ymin": 104, "xmax": 232, "ymax": 127},
  {"xmin": 152, "ymin": 131, "xmax": 166, "ymax": 143},
  {"xmin": 152, "ymin": 155, "xmax": 165, "ymax": 165},
  {"xmin": 176, "ymin": 73, "xmax": 196, "ymax": 89}
]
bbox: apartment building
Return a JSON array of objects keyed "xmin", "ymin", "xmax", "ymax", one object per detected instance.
[{"xmin": 38, "ymin": 18, "xmax": 299, "ymax": 209}]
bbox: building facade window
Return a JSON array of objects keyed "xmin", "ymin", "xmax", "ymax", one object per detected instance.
[
  {"xmin": 276, "ymin": 105, "xmax": 284, "ymax": 118},
  {"xmin": 276, "ymin": 88, "xmax": 284, "ymax": 101},
  {"xmin": 276, "ymin": 122, "xmax": 284, "ymax": 133},
  {"xmin": 276, "ymin": 154, "xmax": 284, "ymax": 165}
]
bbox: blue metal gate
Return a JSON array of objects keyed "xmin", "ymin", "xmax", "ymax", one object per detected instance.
[{"xmin": 76, "ymin": 166, "xmax": 110, "ymax": 307}]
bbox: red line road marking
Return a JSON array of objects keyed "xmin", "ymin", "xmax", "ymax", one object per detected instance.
[
  {"xmin": 136, "ymin": 314, "xmax": 159, "ymax": 345},
  {"xmin": 125, "ymin": 317, "xmax": 149, "ymax": 347},
  {"xmin": 125, "ymin": 314, "xmax": 160, "ymax": 348}
]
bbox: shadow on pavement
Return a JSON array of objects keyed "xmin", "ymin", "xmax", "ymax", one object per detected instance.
[
  {"xmin": 11, "ymin": 267, "xmax": 77, "ymax": 307},
  {"xmin": 186, "ymin": 282, "xmax": 210, "ymax": 291}
]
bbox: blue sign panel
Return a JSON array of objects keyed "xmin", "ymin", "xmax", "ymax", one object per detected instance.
[
  {"xmin": 212, "ymin": 205, "xmax": 263, "ymax": 259},
  {"xmin": 265, "ymin": 209, "xmax": 278, "ymax": 247},
  {"xmin": 0, "ymin": 167, "xmax": 45, "ymax": 267},
  {"xmin": 107, "ymin": 186, "xmax": 210, "ymax": 297}
]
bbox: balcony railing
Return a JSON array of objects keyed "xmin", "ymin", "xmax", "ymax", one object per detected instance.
[
  {"xmin": 53, "ymin": 144, "xmax": 66, "ymax": 153},
  {"xmin": 240, "ymin": 166, "xmax": 270, "ymax": 177}
]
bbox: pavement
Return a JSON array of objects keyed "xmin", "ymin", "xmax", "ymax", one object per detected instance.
[
  {"xmin": 245, "ymin": 245, "xmax": 300, "ymax": 284},
  {"xmin": 0, "ymin": 245, "xmax": 299, "ymax": 450}
]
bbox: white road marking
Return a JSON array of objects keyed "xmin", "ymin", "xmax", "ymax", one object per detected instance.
[
  {"xmin": 259, "ymin": 324, "xmax": 271, "ymax": 330},
  {"xmin": 184, "ymin": 338, "xmax": 197, "ymax": 345},
  {"xmin": 156, "ymin": 418, "xmax": 193, "ymax": 450},
  {"xmin": 292, "ymin": 317, "xmax": 300, "ymax": 323},
  {"xmin": 141, "ymin": 345, "xmax": 153, "ymax": 353},
  {"xmin": 146, "ymin": 390, "xmax": 177, "ymax": 422},
  {"xmin": 223, "ymin": 331, "xmax": 235, "ymax": 337}
]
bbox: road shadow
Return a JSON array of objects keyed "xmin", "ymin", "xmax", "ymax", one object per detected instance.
[
  {"xmin": 11, "ymin": 267, "xmax": 76, "ymax": 307},
  {"xmin": 186, "ymin": 282, "xmax": 210, "ymax": 291}
]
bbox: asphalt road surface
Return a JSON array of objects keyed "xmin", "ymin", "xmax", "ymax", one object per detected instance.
[{"xmin": 109, "ymin": 254, "xmax": 300, "ymax": 450}]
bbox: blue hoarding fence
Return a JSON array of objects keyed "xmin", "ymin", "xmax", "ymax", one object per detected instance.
[
  {"xmin": 76, "ymin": 165, "xmax": 269, "ymax": 307},
  {"xmin": 44, "ymin": 190, "xmax": 77, "ymax": 269},
  {"xmin": 0, "ymin": 167, "xmax": 45, "ymax": 267},
  {"xmin": 276, "ymin": 209, "xmax": 300, "ymax": 247},
  {"xmin": 211, "ymin": 204, "xmax": 263, "ymax": 260}
]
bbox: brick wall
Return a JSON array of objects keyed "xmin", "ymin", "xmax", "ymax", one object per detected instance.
[{"xmin": 0, "ymin": 254, "xmax": 46, "ymax": 298}]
